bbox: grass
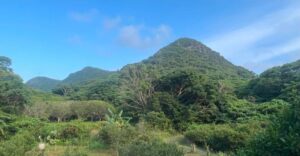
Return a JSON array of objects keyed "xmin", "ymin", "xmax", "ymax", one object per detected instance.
[
  {"xmin": 22, "ymin": 121, "xmax": 218, "ymax": 156},
  {"xmin": 26, "ymin": 145, "xmax": 114, "ymax": 156}
]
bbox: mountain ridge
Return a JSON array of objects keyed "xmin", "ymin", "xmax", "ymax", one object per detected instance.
[
  {"xmin": 27, "ymin": 37, "xmax": 255, "ymax": 91},
  {"xmin": 26, "ymin": 66, "xmax": 114, "ymax": 92}
]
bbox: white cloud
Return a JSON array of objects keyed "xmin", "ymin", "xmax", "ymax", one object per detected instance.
[
  {"xmin": 118, "ymin": 24, "xmax": 171, "ymax": 49},
  {"xmin": 205, "ymin": 3, "xmax": 300, "ymax": 73},
  {"xmin": 69, "ymin": 9, "xmax": 99, "ymax": 22},
  {"xmin": 253, "ymin": 37, "xmax": 300, "ymax": 63},
  {"xmin": 103, "ymin": 16, "xmax": 122, "ymax": 30}
]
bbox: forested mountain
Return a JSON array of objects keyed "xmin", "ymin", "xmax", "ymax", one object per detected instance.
[
  {"xmin": 26, "ymin": 67, "xmax": 114, "ymax": 92},
  {"xmin": 138, "ymin": 38, "xmax": 255, "ymax": 82},
  {"xmin": 239, "ymin": 59, "xmax": 300, "ymax": 102},
  {"xmin": 62, "ymin": 38, "xmax": 260, "ymax": 129},
  {"xmin": 62, "ymin": 67, "xmax": 113, "ymax": 85},
  {"xmin": 26, "ymin": 77, "xmax": 61, "ymax": 92},
  {"xmin": 131, "ymin": 38, "xmax": 254, "ymax": 83}
]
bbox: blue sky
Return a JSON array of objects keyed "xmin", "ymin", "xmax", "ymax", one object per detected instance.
[{"xmin": 0, "ymin": 0, "xmax": 300, "ymax": 81}]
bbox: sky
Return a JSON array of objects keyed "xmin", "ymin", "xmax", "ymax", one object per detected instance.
[{"xmin": 0, "ymin": 0, "xmax": 300, "ymax": 81}]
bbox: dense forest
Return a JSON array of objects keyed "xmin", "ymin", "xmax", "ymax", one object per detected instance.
[{"xmin": 1, "ymin": 38, "xmax": 299, "ymax": 156}]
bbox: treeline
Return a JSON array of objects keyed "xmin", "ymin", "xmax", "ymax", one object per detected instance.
[
  {"xmin": 238, "ymin": 60, "xmax": 300, "ymax": 103},
  {"xmin": 25, "ymin": 100, "xmax": 114, "ymax": 122}
]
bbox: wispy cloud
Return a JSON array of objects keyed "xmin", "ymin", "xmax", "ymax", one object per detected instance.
[
  {"xmin": 206, "ymin": 3, "xmax": 300, "ymax": 73},
  {"xmin": 69, "ymin": 9, "xmax": 99, "ymax": 22},
  {"xmin": 118, "ymin": 24, "xmax": 171, "ymax": 49},
  {"xmin": 103, "ymin": 16, "xmax": 122, "ymax": 30}
]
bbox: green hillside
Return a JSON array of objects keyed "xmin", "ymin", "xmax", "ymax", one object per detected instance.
[
  {"xmin": 62, "ymin": 67, "xmax": 114, "ymax": 85},
  {"xmin": 122, "ymin": 38, "xmax": 254, "ymax": 87},
  {"xmin": 26, "ymin": 67, "xmax": 115, "ymax": 92},
  {"xmin": 26, "ymin": 77, "xmax": 61, "ymax": 92},
  {"xmin": 239, "ymin": 59, "xmax": 300, "ymax": 102}
]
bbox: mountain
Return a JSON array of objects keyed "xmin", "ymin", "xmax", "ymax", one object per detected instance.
[
  {"xmin": 27, "ymin": 67, "xmax": 114, "ymax": 92},
  {"xmin": 239, "ymin": 59, "xmax": 300, "ymax": 102},
  {"xmin": 121, "ymin": 38, "xmax": 255, "ymax": 86},
  {"xmin": 26, "ymin": 77, "xmax": 61, "ymax": 92},
  {"xmin": 27, "ymin": 38, "xmax": 255, "ymax": 93},
  {"xmin": 62, "ymin": 67, "xmax": 113, "ymax": 85}
]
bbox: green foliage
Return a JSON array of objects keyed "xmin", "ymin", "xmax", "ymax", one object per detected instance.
[
  {"xmin": 26, "ymin": 77, "xmax": 61, "ymax": 92},
  {"xmin": 185, "ymin": 122, "xmax": 263, "ymax": 152},
  {"xmin": 63, "ymin": 146, "xmax": 88, "ymax": 156},
  {"xmin": 72, "ymin": 79, "xmax": 120, "ymax": 103},
  {"xmin": 105, "ymin": 109, "xmax": 131, "ymax": 127},
  {"xmin": 236, "ymin": 99, "xmax": 300, "ymax": 156},
  {"xmin": 62, "ymin": 67, "xmax": 114, "ymax": 85},
  {"xmin": 238, "ymin": 60, "xmax": 300, "ymax": 102},
  {"xmin": 25, "ymin": 100, "xmax": 114, "ymax": 122},
  {"xmin": 0, "ymin": 56, "xmax": 12, "ymax": 72},
  {"xmin": 0, "ymin": 57, "xmax": 29, "ymax": 114},
  {"xmin": 59, "ymin": 125, "xmax": 81, "ymax": 140},
  {"xmin": 98, "ymin": 123, "xmax": 137, "ymax": 149},
  {"xmin": 142, "ymin": 38, "xmax": 254, "ymax": 84},
  {"xmin": 88, "ymin": 139, "xmax": 106, "ymax": 150},
  {"xmin": 0, "ymin": 131, "xmax": 36, "ymax": 156},
  {"xmin": 119, "ymin": 139, "xmax": 184, "ymax": 156},
  {"xmin": 26, "ymin": 67, "xmax": 115, "ymax": 93},
  {"xmin": 224, "ymin": 97, "xmax": 289, "ymax": 122},
  {"xmin": 144, "ymin": 111, "xmax": 172, "ymax": 130}
]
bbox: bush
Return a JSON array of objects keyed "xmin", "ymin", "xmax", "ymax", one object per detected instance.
[
  {"xmin": 185, "ymin": 123, "xmax": 262, "ymax": 152},
  {"xmin": 98, "ymin": 123, "xmax": 137, "ymax": 149},
  {"xmin": 0, "ymin": 131, "xmax": 36, "ymax": 156},
  {"xmin": 236, "ymin": 100, "xmax": 300, "ymax": 156},
  {"xmin": 144, "ymin": 111, "xmax": 171, "ymax": 130},
  {"xmin": 36, "ymin": 121, "xmax": 101, "ymax": 144},
  {"xmin": 88, "ymin": 139, "xmax": 106, "ymax": 150},
  {"xmin": 119, "ymin": 140, "xmax": 184, "ymax": 156},
  {"xmin": 60, "ymin": 125, "xmax": 81, "ymax": 140}
]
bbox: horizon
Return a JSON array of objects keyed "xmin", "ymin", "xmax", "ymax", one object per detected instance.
[{"xmin": 1, "ymin": 0, "xmax": 300, "ymax": 81}]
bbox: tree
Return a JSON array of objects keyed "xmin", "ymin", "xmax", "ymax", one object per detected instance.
[
  {"xmin": 0, "ymin": 57, "xmax": 29, "ymax": 114},
  {"xmin": 120, "ymin": 64, "xmax": 156, "ymax": 115},
  {"xmin": 52, "ymin": 85, "xmax": 75, "ymax": 96},
  {"xmin": 0, "ymin": 56, "xmax": 12, "ymax": 72}
]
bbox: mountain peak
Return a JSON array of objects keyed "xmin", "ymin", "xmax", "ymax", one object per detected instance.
[
  {"xmin": 171, "ymin": 37, "xmax": 211, "ymax": 51},
  {"xmin": 62, "ymin": 66, "xmax": 113, "ymax": 85},
  {"xmin": 139, "ymin": 37, "xmax": 255, "ymax": 84},
  {"xmin": 26, "ymin": 76, "xmax": 61, "ymax": 92}
]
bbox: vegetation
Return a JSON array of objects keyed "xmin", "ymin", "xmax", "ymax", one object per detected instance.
[
  {"xmin": 26, "ymin": 77, "xmax": 61, "ymax": 92},
  {"xmin": 1, "ymin": 38, "xmax": 300, "ymax": 155},
  {"xmin": 238, "ymin": 60, "xmax": 300, "ymax": 102}
]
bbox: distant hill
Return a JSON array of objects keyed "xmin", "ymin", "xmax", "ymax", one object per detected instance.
[
  {"xmin": 26, "ymin": 77, "xmax": 61, "ymax": 92},
  {"xmin": 239, "ymin": 60, "xmax": 300, "ymax": 102},
  {"xmin": 62, "ymin": 67, "xmax": 113, "ymax": 85},
  {"xmin": 27, "ymin": 67, "xmax": 114, "ymax": 92}
]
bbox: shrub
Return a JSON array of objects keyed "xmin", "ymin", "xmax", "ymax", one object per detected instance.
[
  {"xmin": 185, "ymin": 123, "xmax": 262, "ymax": 152},
  {"xmin": 59, "ymin": 125, "xmax": 81, "ymax": 140},
  {"xmin": 144, "ymin": 111, "xmax": 171, "ymax": 130},
  {"xmin": 98, "ymin": 123, "xmax": 137, "ymax": 149},
  {"xmin": 236, "ymin": 100, "xmax": 300, "ymax": 156},
  {"xmin": 88, "ymin": 139, "xmax": 106, "ymax": 150},
  {"xmin": 119, "ymin": 140, "xmax": 184, "ymax": 156},
  {"xmin": 0, "ymin": 131, "xmax": 36, "ymax": 156}
]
